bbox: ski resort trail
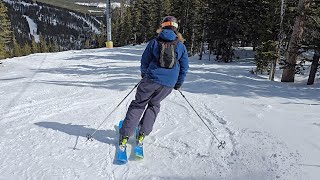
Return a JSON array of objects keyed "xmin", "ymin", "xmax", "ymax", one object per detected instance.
[{"xmin": 0, "ymin": 45, "xmax": 319, "ymax": 179}]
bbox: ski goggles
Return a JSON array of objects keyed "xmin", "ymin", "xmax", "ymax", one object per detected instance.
[{"xmin": 161, "ymin": 21, "xmax": 179, "ymax": 28}]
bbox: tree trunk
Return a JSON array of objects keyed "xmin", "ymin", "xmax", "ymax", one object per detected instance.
[
  {"xmin": 270, "ymin": 0, "xmax": 285, "ymax": 81},
  {"xmin": 281, "ymin": 0, "xmax": 311, "ymax": 82},
  {"xmin": 190, "ymin": 26, "xmax": 195, "ymax": 55},
  {"xmin": 199, "ymin": 22, "xmax": 206, "ymax": 60},
  {"xmin": 307, "ymin": 50, "xmax": 320, "ymax": 85}
]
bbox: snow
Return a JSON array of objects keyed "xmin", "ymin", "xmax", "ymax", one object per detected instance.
[
  {"xmin": 3, "ymin": 0, "xmax": 37, "ymax": 7},
  {"xmin": 23, "ymin": 15, "xmax": 40, "ymax": 43},
  {"xmin": 88, "ymin": 10, "xmax": 104, "ymax": 13},
  {"xmin": 75, "ymin": 2, "xmax": 123, "ymax": 9},
  {"xmin": 69, "ymin": 12, "xmax": 100, "ymax": 34},
  {"xmin": 0, "ymin": 46, "xmax": 319, "ymax": 179}
]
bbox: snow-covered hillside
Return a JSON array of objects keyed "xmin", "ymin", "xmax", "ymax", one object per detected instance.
[
  {"xmin": 0, "ymin": 46, "xmax": 319, "ymax": 179},
  {"xmin": 23, "ymin": 15, "xmax": 40, "ymax": 43},
  {"xmin": 75, "ymin": 2, "xmax": 122, "ymax": 9},
  {"xmin": 4, "ymin": 0, "xmax": 101, "ymax": 50}
]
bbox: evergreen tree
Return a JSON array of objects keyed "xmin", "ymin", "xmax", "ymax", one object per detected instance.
[
  {"xmin": 85, "ymin": 39, "xmax": 90, "ymax": 49},
  {"xmin": 0, "ymin": 40, "xmax": 5, "ymax": 59},
  {"xmin": 305, "ymin": 0, "xmax": 320, "ymax": 85},
  {"xmin": 12, "ymin": 33, "xmax": 22, "ymax": 57},
  {"xmin": 22, "ymin": 43, "xmax": 31, "ymax": 56},
  {"xmin": 31, "ymin": 36, "xmax": 39, "ymax": 54},
  {"xmin": 39, "ymin": 33, "xmax": 48, "ymax": 53},
  {"xmin": 53, "ymin": 40, "xmax": 60, "ymax": 52},
  {"xmin": 131, "ymin": 0, "xmax": 143, "ymax": 44},
  {"xmin": 119, "ymin": 3, "xmax": 133, "ymax": 45},
  {"xmin": 0, "ymin": 1, "xmax": 12, "ymax": 59},
  {"xmin": 48, "ymin": 39, "xmax": 54, "ymax": 52},
  {"xmin": 281, "ymin": 0, "xmax": 312, "ymax": 82},
  {"xmin": 98, "ymin": 23, "xmax": 107, "ymax": 48}
]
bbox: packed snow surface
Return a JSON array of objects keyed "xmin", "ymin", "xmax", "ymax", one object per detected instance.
[
  {"xmin": 75, "ymin": 2, "xmax": 122, "ymax": 9},
  {"xmin": 0, "ymin": 45, "xmax": 319, "ymax": 179},
  {"xmin": 23, "ymin": 15, "xmax": 40, "ymax": 43}
]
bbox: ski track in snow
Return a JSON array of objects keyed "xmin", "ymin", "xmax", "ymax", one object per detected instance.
[{"xmin": 0, "ymin": 46, "xmax": 319, "ymax": 179}]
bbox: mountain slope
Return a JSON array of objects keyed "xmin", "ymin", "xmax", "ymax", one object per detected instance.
[
  {"xmin": 4, "ymin": 0, "xmax": 101, "ymax": 50},
  {"xmin": 0, "ymin": 46, "xmax": 319, "ymax": 179},
  {"xmin": 35, "ymin": 0, "xmax": 121, "ymax": 15}
]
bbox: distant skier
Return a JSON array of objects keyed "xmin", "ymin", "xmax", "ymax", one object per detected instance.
[{"xmin": 119, "ymin": 16, "xmax": 189, "ymax": 148}]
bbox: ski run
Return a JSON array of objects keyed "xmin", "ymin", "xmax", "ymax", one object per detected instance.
[{"xmin": 0, "ymin": 45, "xmax": 319, "ymax": 179}]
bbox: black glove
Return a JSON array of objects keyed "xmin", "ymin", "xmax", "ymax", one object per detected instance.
[{"xmin": 174, "ymin": 84, "xmax": 181, "ymax": 90}]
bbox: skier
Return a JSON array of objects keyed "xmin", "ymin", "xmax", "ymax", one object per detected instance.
[{"xmin": 119, "ymin": 16, "xmax": 189, "ymax": 148}]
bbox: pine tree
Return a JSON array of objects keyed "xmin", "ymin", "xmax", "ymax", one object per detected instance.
[
  {"xmin": 39, "ymin": 33, "xmax": 48, "ymax": 53},
  {"xmin": 281, "ymin": 0, "xmax": 312, "ymax": 82},
  {"xmin": 85, "ymin": 39, "xmax": 90, "ymax": 49},
  {"xmin": 131, "ymin": 0, "xmax": 143, "ymax": 44},
  {"xmin": 12, "ymin": 35, "xmax": 22, "ymax": 57},
  {"xmin": 119, "ymin": 4, "xmax": 133, "ymax": 45},
  {"xmin": 0, "ymin": 40, "xmax": 5, "ymax": 59},
  {"xmin": 305, "ymin": 0, "xmax": 320, "ymax": 85},
  {"xmin": 112, "ymin": 5, "xmax": 122, "ymax": 46},
  {"xmin": 22, "ymin": 43, "xmax": 31, "ymax": 56},
  {"xmin": 31, "ymin": 36, "xmax": 39, "ymax": 54},
  {"xmin": 48, "ymin": 39, "xmax": 54, "ymax": 52},
  {"xmin": 98, "ymin": 23, "xmax": 107, "ymax": 48},
  {"xmin": 0, "ymin": 1, "xmax": 12, "ymax": 59}
]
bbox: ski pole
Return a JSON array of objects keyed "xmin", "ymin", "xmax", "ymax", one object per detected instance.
[
  {"xmin": 178, "ymin": 89, "xmax": 226, "ymax": 150},
  {"xmin": 86, "ymin": 81, "xmax": 141, "ymax": 142}
]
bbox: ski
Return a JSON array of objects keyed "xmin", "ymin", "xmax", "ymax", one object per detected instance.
[
  {"xmin": 117, "ymin": 120, "xmax": 128, "ymax": 164},
  {"xmin": 134, "ymin": 127, "xmax": 144, "ymax": 159}
]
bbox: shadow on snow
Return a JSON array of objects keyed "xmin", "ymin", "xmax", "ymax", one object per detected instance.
[
  {"xmin": 31, "ymin": 46, "xmax": 320, "ymax": 101},
  {"xmin": 34, "ymin": 121, "xmax": 117, "ymax": 146}
]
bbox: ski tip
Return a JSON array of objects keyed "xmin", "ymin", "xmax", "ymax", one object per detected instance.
[
  {"xmin": 117, "ymin": 154, "xmax": 128, "ymax": 164},
  {"xmin": 134, "ymin": 146, "xmax": 144, "ymax": 159},
  {"xmin": 117, "ymin": 159, "xmax": 128, "ymax": 164}
]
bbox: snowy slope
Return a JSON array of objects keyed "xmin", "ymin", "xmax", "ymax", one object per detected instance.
[
  {"xmin": 0, "ymin": 46, "xmax": 319, "ymax": 180},
  {"xmin": 75, "ymin": 2, "xmax": 123, "ymax": 9},
  {"xmin": 69, "ymin": 12, "xmax": 100, "ymax": 34},
  {"xmin": 23, "ymin": 15, "xmax": 40, "ymax": 43}
]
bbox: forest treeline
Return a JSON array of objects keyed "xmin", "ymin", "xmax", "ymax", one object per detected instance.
[{"xmin": 1, "ymin": 0, "xmax": 319, "ymax": 84}]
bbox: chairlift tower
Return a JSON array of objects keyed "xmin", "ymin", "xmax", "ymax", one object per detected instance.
[{"xmin": 105, "ymin": 0, "xmax": 113, "ymax": 48}]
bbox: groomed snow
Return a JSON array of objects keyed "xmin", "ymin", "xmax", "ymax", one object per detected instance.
[
  {"xmin": 23, "ymin": 15, "xmax": 40, "ymax": 43},
  {"xmin": 75, "ymin": 2, "xmax": 122, "ymax": 9},
  {"xmin": 0, "ymin": 45, "xmax": 319, "ymax": 179}
]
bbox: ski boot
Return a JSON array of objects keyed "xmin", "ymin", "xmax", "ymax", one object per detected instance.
[
  {"xmin": 119, "ymin": 135, "xmax": 129, "ymax": 151},
  {"xmin": 136, "ymin": 131, "xmax": 145, "ymax": 146}
]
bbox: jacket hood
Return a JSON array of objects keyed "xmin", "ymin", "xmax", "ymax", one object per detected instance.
[{"xmin": 159, "ymin": 29, "xmax": 177, "ymax": 41}]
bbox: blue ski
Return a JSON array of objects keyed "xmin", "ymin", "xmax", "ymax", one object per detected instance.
[
  {"xmin": 134, "ymin": 127, "xmax": 144, "ymax": 159},
  {"xmin": 117, "ymin": 120, "xmax": 128, "ymax": 164}
]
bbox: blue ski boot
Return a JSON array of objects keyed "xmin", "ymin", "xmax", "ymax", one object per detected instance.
[{"xmin": 134, "ymin": 130, "xmax": 145, "ymax": 158}]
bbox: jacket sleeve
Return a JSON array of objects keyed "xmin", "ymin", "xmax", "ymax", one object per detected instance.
[
  {"xmin": 176, "ymin": 44, "xmax": 189, "ymax": 85},
  {"xmin": 140, "ymin": 40, "xmax": 155, "ymax": 76}
]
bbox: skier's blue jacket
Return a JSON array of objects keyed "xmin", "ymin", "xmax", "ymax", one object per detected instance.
[{"xmin": 141, "ymin": 29, "xmax": 189, "ymax": 88}]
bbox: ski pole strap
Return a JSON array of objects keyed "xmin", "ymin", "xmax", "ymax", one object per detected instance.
[
  {"xmin": 86, "ymin": 80, "xmax": 141, "ymax": 142},
  {"xmin": 178, "ymin": 90, "xmax": 226, "ymax": 150}
]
